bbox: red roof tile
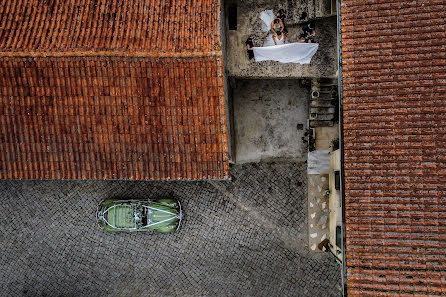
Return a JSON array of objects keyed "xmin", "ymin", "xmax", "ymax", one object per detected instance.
[
  {"xmin": 0, "ymin": 0, "xmax": 221, "ymax": 54},
  {"xmin": 342, "ymin": 0, "xmax": 446, "ymax": 295},
  {"xmin": 0, "ymin": 0, "xmax": 229, "ymax": 180}
]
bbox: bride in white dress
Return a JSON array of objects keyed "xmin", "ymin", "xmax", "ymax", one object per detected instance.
[
  {"xmin": 259, "ymin": 9, "xmax": 288, "ymax": 47},
  {"xmin": 254, "ymin": 9, "xmax": 319, "ymax": 64}
]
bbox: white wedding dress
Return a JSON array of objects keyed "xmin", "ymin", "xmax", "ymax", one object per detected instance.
[
  {"xmin": 259, "ymin": 9, "xmax": 288, "ymax": 47},
  {"xmin": 259, "ymin": 10, "xmax": 275, "ymax": 32},
  {"xmin": 263, "ymin": 33, "xmax": 288, "ymax": 47}
]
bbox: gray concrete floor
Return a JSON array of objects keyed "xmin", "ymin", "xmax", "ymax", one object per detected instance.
[
  {"xmin": 0, "ymin": 163, "xmax": 341, "ymax": 297},
  {"xmin": 232, "ymin": 79, "xmax": 308, "ymax": 163}
]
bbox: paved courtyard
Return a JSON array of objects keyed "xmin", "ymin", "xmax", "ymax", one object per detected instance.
[{"xmin": 1, "ymin": 162, "xmax": 341, "ymax": 297}]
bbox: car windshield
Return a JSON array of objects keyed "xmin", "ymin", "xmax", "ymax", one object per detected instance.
[{"xmin": 134, "ymin": 204, "xmax": 146, "ymax": 229}]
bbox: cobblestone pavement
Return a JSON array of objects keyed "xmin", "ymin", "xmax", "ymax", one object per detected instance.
[{"xmin": 0, "ymin": 162, "xmax": 342, "ymax": 297}]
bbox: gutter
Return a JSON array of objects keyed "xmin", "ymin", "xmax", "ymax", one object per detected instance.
[{"xmin": 336, "ymin": 0, "xmax": 348, "ymax": 295}]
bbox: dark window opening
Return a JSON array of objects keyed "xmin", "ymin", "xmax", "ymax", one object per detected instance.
[
  {"xmin": 336, "ymin": 226, "xmax": 342, "ymax": 247},
  {"xmin": 334, "ymin": 170, "xmax": 340, "ymax": 190},
  {"xmin": 228, "ymin": 6, "xmax": 237, "ymax": 30}
]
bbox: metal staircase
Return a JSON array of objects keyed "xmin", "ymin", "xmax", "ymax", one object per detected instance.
[{"xmin": 309, "ymin": 78, "xmax": 337, "ymax": 128}]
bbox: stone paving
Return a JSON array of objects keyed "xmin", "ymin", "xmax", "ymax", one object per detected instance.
[{"xmin": 0, "ymin": 162, "xmax": 342, "ymax": 297}]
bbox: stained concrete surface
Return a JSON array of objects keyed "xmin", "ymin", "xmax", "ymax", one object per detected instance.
[
  {"xmin": 0, "ymin": 163, "xmax": 342, "ymax": 297},
  {"xmin": 286, "ymin": 0, "xmax": 335, "ymax": 23},
  {"xmin": 315, "ymin": 126, "xmax": 339, "ymax": 150},
  {"xmin": 308, "ymin": 150, "xmax": 330, "ymax": 175},
  {"xmin": 225, "ymin": 0, "xmax": 338, "ymax": 78},
  {"xmin": 232, "ymin": 79, "xmax": 309, "ymax": 163},
  {"xmin": 308, "ymin": 174, "xmax": 330, "ymax": 252}
]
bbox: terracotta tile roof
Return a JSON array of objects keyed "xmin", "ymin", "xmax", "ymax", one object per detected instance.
[
  {"xmin": 0, "ymin": 1, "xmax": 229, "ymax": 180},
  {"xmin": 342, "ymin": 0, "xmax": 446, "ymax": 295},
  {"xmin": 0, "ymin": 0, "xmax": 221, "ymax": 55}
]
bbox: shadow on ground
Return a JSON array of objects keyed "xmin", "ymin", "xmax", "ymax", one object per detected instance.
[{"xmin": 0, "ymin": 162, "xmax": 341, "ymax": 297}]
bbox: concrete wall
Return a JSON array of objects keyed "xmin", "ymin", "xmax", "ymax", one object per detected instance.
[
  {"xmin": 233, "ymin": 79, "xmax": 309, "ymax": 163},
  {"xmin": 225, "ymin": 0, "xmax": 337, "ymax": 78},
  {"xmin": 220, "ymin": 1, "xmax": 235, "ymax": 163},
  {"xmin": 287, "ymin": 0, "xmax": 335, "ymax": 23}
]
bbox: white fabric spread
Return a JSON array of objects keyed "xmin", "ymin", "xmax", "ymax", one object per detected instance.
[{"xmin": 253, "ymin": 43, "xmax": 319, "ymax": 64}]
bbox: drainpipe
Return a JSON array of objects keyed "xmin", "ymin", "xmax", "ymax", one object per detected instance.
[{"xmin": 336, "ymin": 0, "xmax": 348, "ymax": 296}]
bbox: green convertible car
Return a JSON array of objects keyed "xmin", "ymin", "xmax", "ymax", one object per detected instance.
[{"xmin": 96, "ymin": 198, "xmax": 182, "ymax": 233}]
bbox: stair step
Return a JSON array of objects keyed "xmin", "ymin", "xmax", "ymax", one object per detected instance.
[
  {"xmin": 311, "ymin": 100, "xmax": 334, "ymax": 108},
  {"xmin": 309, "ymin": 114, "xmax": 334, "ymax": 121},
  {"xmin": 310, "ymin": 107, "xmax": 335, "ymax": 114},
  {"xmin": 312, "ymin": 97, "xmax": 335, "ymax": 103},
  {"xmin": 319, "ymin": 86, "xmax": 337, "ymax": 93},
  {"xmin": 310, "ymin": 120, "xmax": 334, "ymax": 127},
  {"xmin": 318, "ymin": 93, "xmax": 333, "ymax": 99},
  {"xmin": 312, "ymin": 94, "xmax": 333, "ymax": 101},
  {"xmin": 320, "ymin": 83, "xmax": 335, "ymax": 88},
  {"xmin": 319, "ymin": 78, "xmax": 337, "ymax": 85}
]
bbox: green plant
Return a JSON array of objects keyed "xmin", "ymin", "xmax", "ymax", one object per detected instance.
[
  {"xmin": 302, "ymin": 129, "xmax": 316, "ymax": 152},
  {"xmin": 331, "ymin": 138, "xmax": 339, "ymax": 151}
]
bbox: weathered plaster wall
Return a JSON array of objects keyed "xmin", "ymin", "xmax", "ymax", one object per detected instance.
[
  {"xmin": 225, "ymin": 0, "xmax": 337, "ymax": 78},
  {"xmin": 220, "ymin": 2, "xmax": 235, "ymax": 163},
  {"xmin": 233, "ymin": 79, "xmax": 309, "ymax": 163}
]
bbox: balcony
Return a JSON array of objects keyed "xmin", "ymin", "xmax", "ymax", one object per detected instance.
[{"xmin": 225, "ymin": 0, "xmax": 338, "ymax": 79}]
